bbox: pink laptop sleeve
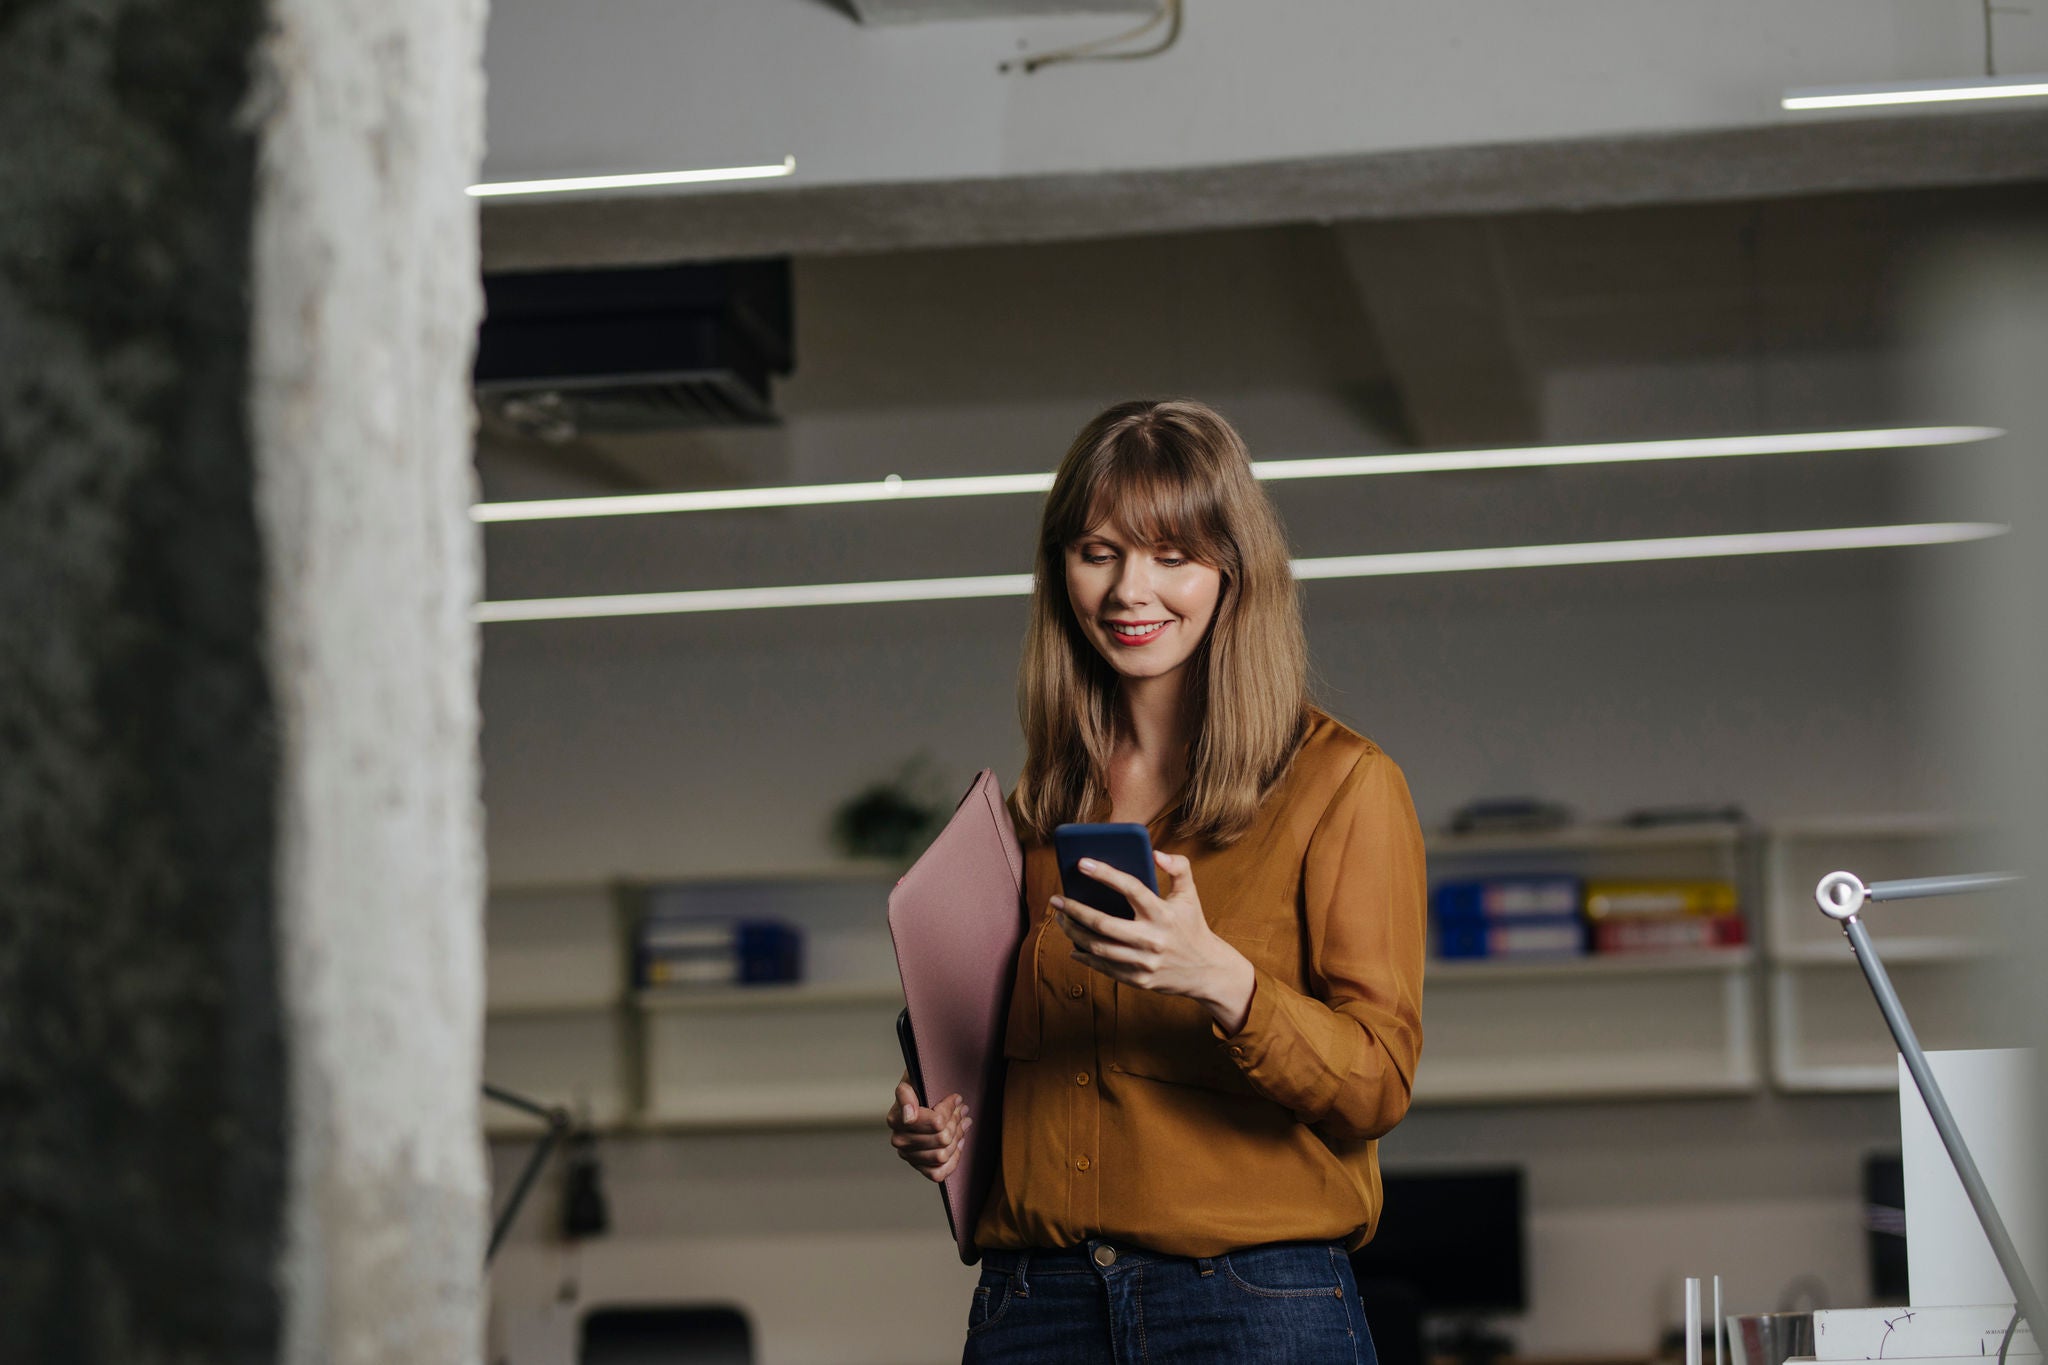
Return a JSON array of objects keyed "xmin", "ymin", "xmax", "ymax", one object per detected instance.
[{"xmin": 887, "ymin": 769, "xmax": 1027, "ymax": 1265}]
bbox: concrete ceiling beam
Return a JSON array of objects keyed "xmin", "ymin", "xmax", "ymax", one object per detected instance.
[{"xmin": 481, "ymin": 107, "xmax": 2048, "ymax": 272}]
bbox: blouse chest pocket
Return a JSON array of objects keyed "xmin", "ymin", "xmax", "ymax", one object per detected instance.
[
  {"xmin": 1000, "ymin": 915, "xmax": 1049, "ymax": 1061},
  {"xmin": 1110, "ymin": 924, "xmax": 1273, "ymax": 1097}
]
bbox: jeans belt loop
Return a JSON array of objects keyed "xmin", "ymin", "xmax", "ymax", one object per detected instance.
[
  {"xmin": 1196, "ymin": 1256, "xmax": 1216, "ymax": 1277},
  {"xmin": 1014, "ymin": 1249, "xmax": 1031, "ymax": 1296}
]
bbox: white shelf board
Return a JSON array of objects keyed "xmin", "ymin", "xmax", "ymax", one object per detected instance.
[
  {"xmin": 1427, "ymin": 947, "xmax": 1754, "ymax": 983},
  {"xmin": 1761, "ymin": 816, "xmax": 1993, "ymax": 958},
  {"xmin": 486, "ymin": 994, "xmax": 625, "ymax": 1018},
  {"xmin": 1766, "ymin": 946, "xmax": 2002, "ymax": 1093},
  {"xmin": 489, "ymin": 861, "xmax": 904, "ymax": 897},
  {"xmin": 635, "ymin": 982, "xmax": 903, "ymax": 1012},
  {"xmin": 1414, "ymin": 1065, "xmax": 1757, "ymax": 1106},
  {"xmin": 1426, "ymin": 824, "xmax": 1744, "ymax": 856},
  {"xmin": 1773, "ymin": 1063, "xmax": 1903, "ymax": 1093},
  {"xmin": 1773, "ymin": 937, "xmax": 1992, "ymax": 966},
  {"xmin": 1767, "ymin": 813, "xmax": 1971, "ymax": 839},
  {"xmin": 638, "ymin": 1080, "xmax": 895, "ymax": 1131}
]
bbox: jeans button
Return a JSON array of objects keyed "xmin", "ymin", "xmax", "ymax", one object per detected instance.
[{"xmin": 1093, "ymin": 1244, "xmax": 1117, "ymax": 1267}]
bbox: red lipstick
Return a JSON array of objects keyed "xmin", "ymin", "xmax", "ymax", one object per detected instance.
[{"xmin": 1103, "ymin": 619, "xmax": 1170, "ymax": 647}]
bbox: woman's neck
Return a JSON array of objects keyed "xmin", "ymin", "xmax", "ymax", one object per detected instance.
[{"xmin": 1114, "ymin": 671, "xmax": 1192, "ymax": 774}]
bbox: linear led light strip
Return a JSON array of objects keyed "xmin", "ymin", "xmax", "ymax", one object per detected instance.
[
  {"xmin": 467, "ymin": 157, "xmax": 795, "ymax": 199},
  {"xmin": 473, "ymin": 426, "xmax": 1999, "ymax": 524},
  {"xmin": 1784, "ymin": 75, "xmax": 2048, "ymax": 110},
  {"xmin": 475, "ymin": 522, "xmax": 2005, "ymax": 623}
]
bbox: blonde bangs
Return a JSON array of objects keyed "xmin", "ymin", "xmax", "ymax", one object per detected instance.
[{"xmin": 1051, "ymin": 450, "xmax": 1236, "ymax": 577}]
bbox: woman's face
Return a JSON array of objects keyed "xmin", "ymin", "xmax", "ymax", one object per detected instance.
[{"xmin": 1064, "ymin": 519, "xmax": 1223, "ymax": 686}]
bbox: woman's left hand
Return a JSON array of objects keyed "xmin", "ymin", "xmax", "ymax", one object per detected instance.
[{"xmin": 1054, "ymin": 851, "xmax": 1256, "ymax": 1033}]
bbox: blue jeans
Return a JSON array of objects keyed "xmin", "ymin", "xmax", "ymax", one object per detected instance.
[{"xmin": 961, "ymin": 1238, "xmax": 1377, "ymax": 1364}]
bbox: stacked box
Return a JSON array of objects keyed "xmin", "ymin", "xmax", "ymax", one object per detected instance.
[
  {"xmin": 1432, "ymin": 877, "xmax": 1585, "ymax": 960},
  {"xmin": 1583, "ymin": 880, "xmax": 1745, "ymax": 955},
  {"xmin": 636, "ymin": 915, "xmax": 803, "ymax": 989}
]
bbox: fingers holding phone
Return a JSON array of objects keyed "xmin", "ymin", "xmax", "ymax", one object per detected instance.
[
  {"xmin": 1055, "ymin": 845, "xmax": 1247, "ymax": 1010},
  {"xmin": 886, "ymin": 1079, "xmax": 971, "ymax": 1183}
]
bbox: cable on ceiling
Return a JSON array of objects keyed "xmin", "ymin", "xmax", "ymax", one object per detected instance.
[
  {"xmin": 1980, "ymin": 0, "xmax": 2030, "ymax": 77},
  {"xmin": 1000, "ymin": 0, "xmax": 1183, "ymax": 75}
]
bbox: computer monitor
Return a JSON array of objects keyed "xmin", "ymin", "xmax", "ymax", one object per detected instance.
[
  {"xmin": 1349, "ymin": 1167, "xmax": 1527, "ymax": 1315},
  {"xmin": 581, "ymin": 1305, "xmax": 753, "ymax": 1365},
  {"xmin": 1865, "ymin": 1151, "xmax": 1908, "ymax": 1304}
]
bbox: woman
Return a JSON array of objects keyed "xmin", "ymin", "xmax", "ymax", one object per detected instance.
[{"xmin": 886, "ymin": 399, "xmax": 1427, "ymax": 1364}]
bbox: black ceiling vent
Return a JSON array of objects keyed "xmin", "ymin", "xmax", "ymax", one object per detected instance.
[{"xmin": 474, "ymin": 259, "xmax": 793, "ymax": 439}]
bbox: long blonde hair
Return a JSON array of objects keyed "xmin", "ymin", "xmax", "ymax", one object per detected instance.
[{"xmin": 1013, "ymin": 399, "xmax": 1309, "ymax": 848}]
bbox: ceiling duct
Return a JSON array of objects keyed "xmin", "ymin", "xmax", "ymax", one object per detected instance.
[{"xmin": 474, "ymin": 260, "xmax": 793, "ymax": 439}]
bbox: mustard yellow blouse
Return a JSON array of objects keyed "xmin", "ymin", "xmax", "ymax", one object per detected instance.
[{"xmin": 972, "ymin": 708, "xmax": 1428, "ymax": 1259}]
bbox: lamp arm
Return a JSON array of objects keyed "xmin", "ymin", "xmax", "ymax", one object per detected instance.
[
  {"xmin": 1815, "ymin": 870, "xmax": 2042, "ymax": 1337},
  {"xmin": 482, "ymin": 1082, "xmax": 574, "ymax": 1266}
]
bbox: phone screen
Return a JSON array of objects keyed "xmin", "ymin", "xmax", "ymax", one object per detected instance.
[{"xmin": 1053, "ymin": 822, "xmax": 1157, "ymax": 920}]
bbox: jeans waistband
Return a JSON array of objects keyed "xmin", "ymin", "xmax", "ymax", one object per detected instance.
[{"xmin": 980, "ymin": 1238, "xmax": 1344, "ymax": 1279}]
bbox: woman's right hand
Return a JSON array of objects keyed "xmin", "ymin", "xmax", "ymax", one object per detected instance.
[{"xmin": 886, "ymin": 1080, "xmax": 970, "ymax": 1183}]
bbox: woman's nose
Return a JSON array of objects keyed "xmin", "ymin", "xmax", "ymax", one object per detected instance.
[{"xmin": 1110, "ymin": 561, "xmax": 1152, "ymax": 607}]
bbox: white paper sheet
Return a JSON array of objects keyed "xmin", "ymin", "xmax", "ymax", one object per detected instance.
[{"xmin": 1901, "ymin": 1048, "xmax": 2041, "ymax": 1309}]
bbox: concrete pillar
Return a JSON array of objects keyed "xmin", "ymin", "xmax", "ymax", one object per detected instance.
[{"xmin": 0, "ymin": 0, "xmax": 490, "ymax": 1361}]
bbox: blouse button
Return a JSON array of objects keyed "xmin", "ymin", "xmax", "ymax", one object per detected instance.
[
  {"xmin": 1068, "ymin": 984, "xmax": 1084, "ymax": 998},
  {"xmin": 1075, "ymin": 1155, "xmax": 1092, "ymax": 1171},
  {"xmin": 1074, "ymin": 1072, "xmax": 1090, "ymax": 1086}
]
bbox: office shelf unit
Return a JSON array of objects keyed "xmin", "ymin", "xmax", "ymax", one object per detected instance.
[
  {"xmin": 483, "ymin": 884, "xmax": 640, "ymax": 1135},
  {"xmin": 1417, "ymin": 824, "xmax": 1760, "ymax": 1104},
  {"xmin": 1760, "ymin": 817, "xmax": 2004, "ymax": 1092},
  {"xmin": 482, "ymin": 869, "xmax": 905, "ymax": 1136},
  {"xmin": 483, "ymin": 817, "xmax": 2007, "ymax": 1131}
]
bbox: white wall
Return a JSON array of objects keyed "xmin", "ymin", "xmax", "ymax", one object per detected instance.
[
  {"xmin": 477, "ymin": 226, "xmax": 1959, "ymax": 884},
  {"xmin": 477, "ymin": 540, "xmax": 1941, "ymax": 886},
  {"xmin": 480, "ymin": 0, "xmax": 2048, "ymax": 188},
  {"xmin": 477, "ymin": 226, "xmax": 1964, "ymax": 1360}
]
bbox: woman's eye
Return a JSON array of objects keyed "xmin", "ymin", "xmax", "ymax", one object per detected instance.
[
  {"xmin": 1156, "ymin": 556, "xmax": 1185, "ymax": 568},
  {"xmin": 1081, "ymin": 550, "xmax": 1114, "ymax": 564}
]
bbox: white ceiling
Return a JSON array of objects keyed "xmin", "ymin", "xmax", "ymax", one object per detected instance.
[{"xmin": 480, "ymin": 0, "xmax": 2048, "ymax": 189}]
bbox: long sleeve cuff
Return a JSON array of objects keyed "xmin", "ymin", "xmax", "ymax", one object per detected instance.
[
  {"xmin": 1209, "ymin": 964, "xmax": 1288, "ymax": 1077},
  {"xmin": 1208, "ymin": 964, "xmax": 1415, "ymax": 1139}
]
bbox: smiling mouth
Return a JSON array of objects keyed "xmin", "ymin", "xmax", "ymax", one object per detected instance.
[{"xmin": 1105, "ymin": 620, "xmax": 1169, "ymax": 640}]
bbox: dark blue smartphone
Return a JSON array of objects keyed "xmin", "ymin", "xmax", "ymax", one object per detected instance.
[
  {"xmin": 1053, "ymin": 822, "xmax": 1157, "ymax": 920},
  {"xmin": 895, "ymin": 1007, "xmax": 927, "ymax": 1106}
]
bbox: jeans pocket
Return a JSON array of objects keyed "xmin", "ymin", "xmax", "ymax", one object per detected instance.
[
  {"xmin": 1221, "ymin": 1243, "xmax": 1347, "ymax": 1298},
  {"xmin": 966, "ymin": 1272, "xmax": 1013, "ymax": 1336}
]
